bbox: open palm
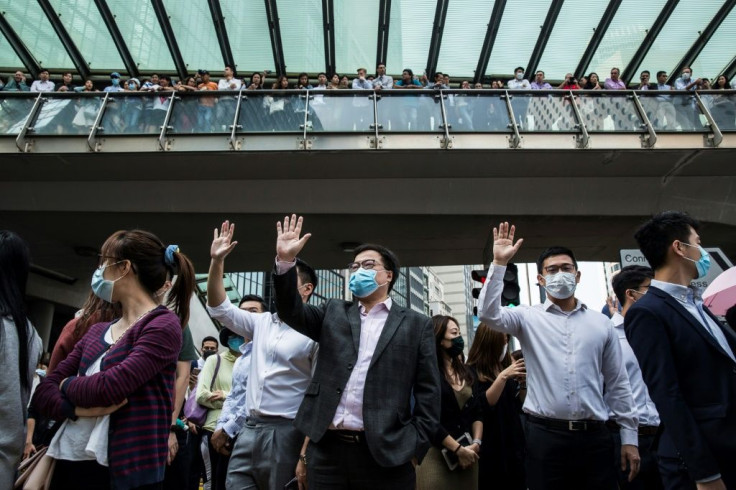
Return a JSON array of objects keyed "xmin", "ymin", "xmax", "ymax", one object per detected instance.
[
  {"xmin": 493, "ymin": 222, "xmax": 524, "ymax": 264},
  {"xmin": 211, "ymin": 221, "xmax": 238, "ymax": 260},
  {"xmin": 276, "ymin": 214, "xmax": 311, "ymax": 262}
]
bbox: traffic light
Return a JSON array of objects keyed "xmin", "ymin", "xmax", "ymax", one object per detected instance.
[
  {"xmin": 471, "ymin": 269, "xmax": 487, "ymax": 317},
  {"xmin": 502, "ymin": 263, "xmax": 521, "ymax": 307}
]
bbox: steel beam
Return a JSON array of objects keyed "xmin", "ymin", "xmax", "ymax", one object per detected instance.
[
  {"xmin": 94, "ymin": 0, "xmax": 139, "ymax": 78},
  {"xmin": 622, "ymin": 0, "xmax": 679, "ymax": 85},
  {"xmin": 669, "ymin": 0, "xmax": 736, "ymax": 86},
  {"xmin": 0, "ymin": 13, "xmax": 41, "ymax": 77},
  {"xmin": 722, "ymin": 55, "xmax": 736, "ymax": 82},
  {"xmin": 37, "ymin": 0, "xmax": 91, "ymax": 79},
  {"xmin": 264, "ymin": 0, "xmax": 286, "ymax": 75},
  {"xmin": 151, "ymin": 0, "xmax": 188, "ymax": 81},
  {"xmin": 375, "ymin": 0, "xmax": 391, "ymax": 69},
  {"xmin": 526, "ymin": 0, "xmax": 564, "ymax": 78},
  {"xmin": 425, "ymin": 0, "xmax": 449, "ymax": 77},
  {"xmin": 474, "ymin": 0, "xmax": 506, "ymax": 84},
  {"xmin": 322, "ymin": 0, "xmax": 336, "ymax": 75},
  {"xmin": 575, "ymin": 0, "xmax": 622, "ymax": 79},
  {"xmin": 207, "ymin": 0, "xmax": 235, "ymax": 71}
]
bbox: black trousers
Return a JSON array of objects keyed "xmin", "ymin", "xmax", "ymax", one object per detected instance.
[
  {"xmin": 610, "ymin": 429, "xmax": 664, "ymax": 490},
  {"xmin": 203, "ymin": 429, "xmax": 231, "ymax": 490},
  {"xmin": 306, "ymin": 432, "xmax": 415, "ymax": 490},
  {"xmin": 51, "ymin": 460, "xmax": 163, "ymax": 490},
  {"xmin": 524, "ymin": 418, "xmax": 616, "ymax": 490},
  {"xmin": 163, "ymin": 429, "xmax": 195, "ymax": 490}
]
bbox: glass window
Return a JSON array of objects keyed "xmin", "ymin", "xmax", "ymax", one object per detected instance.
[
  {"xmin": 636, "ymin": 1, "xmax": 725, "ymax": 78},
  {"xmin": 0, "ymin": 96, "xmax": 37, "ymax": 134},
  {"xmin": 386, "ymin": 0, "xmax": 436, "ymax": 75},
  {"xmin": 47, "ymin": 0, "xmax": 124, "ymax": 72},
  {"xmin": 436, "ymin": 0, "xmax": 495, "ymax": 79},
  {"xmin": 586, "ymin": 0, "xmax": 667, "ymax": 78},
  {"xmin": 691, "ymin": 9, "xmax": 736, "ymax": 82},
  {"xmin": 277, "ymin": 0, "xmax": 325, "ymax": 74},
  {"xmin": 443, "ymin": 91, "xmax": 510, "ymax": 132},
  {"xmin": 510, "ymin": 94, "xmax": 578, "ymax": 131},
  {"xmin": 574, "ymin": 93, "xmax": 645, "ymax": 132},
  {"xmin": 334, "ymin": 1, "xmax": 379, "ymax": 75},
  {"xmin": 219, "ymin": 0, "xmax": 275, "ymax": 74},
  {"xmin": 2, "ymin": 2, "xmax": 75, "ymax": 69},
  {"xmin": 164, "ymin": 0, "xmax": 223, "ymax": 73},
  {"xmin": 308, "ymin": 91, "xmax": 374, "ymax": 132},
  {"xmin": 376, "ymin": 92, "xmax": 444, "ymax": 132},
  {"xmin": 0, "ymin": 32, "xmax": 24, "ymax": 70},
  {"xmin": 106, "ymin": 0, "xmax": 175, "ymax": 72},
  {"xmin": 238, "ymin": 91, "xmax": 305, "ymax": 132},
  {"xmin": 536, "ymin": 0, "xmax": 607, "ymax": 80},
  {"xmin": 486, "ymin": 0, "xmax": 552, "ymax": 78}
]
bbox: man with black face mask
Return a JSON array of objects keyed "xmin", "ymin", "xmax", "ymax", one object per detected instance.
[{"xmin": 477, "ymin": 222, "xmax": 639, "ymax": 490}]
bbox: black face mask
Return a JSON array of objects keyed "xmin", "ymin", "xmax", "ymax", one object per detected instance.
[
  {"xmin": 444, "ymin": 336, "xmax": 464, "ymax": 357},
  {"xmin": 202, "ymin": 350, "xmax": 217, "ymax": 360}
]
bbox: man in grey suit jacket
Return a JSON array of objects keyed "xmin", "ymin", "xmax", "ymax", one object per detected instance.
[{"xmin": 272, "ymin": 214, "xmax": 440, "ymax": 489}]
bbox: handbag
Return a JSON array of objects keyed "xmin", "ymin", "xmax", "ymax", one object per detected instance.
[
  {"xmin": 14, "ymin": 447, "xmax": 46, "ymax": 489},
  {"xmin": 183, "ymin": 354, "xmax": 221, "ymax": 426},
  {"xmin": 21, "ymin": 449, "xmax": 55, "ymax": 490}
]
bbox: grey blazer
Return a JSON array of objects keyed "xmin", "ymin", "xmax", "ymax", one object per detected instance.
[{"xmin": 273, "ymin": 265, "xmax": 440, "ymax": 467}]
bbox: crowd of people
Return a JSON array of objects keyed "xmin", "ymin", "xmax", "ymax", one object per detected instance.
[
  {"xmin": 2, "ymin": 64, "xmax": 735, "ymax": 134},
  {"xmin": 2, "ymin": 210, "xmax": 735, "ymax": 490}
]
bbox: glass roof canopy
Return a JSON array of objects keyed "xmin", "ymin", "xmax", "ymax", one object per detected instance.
[{"xmin": 1, "ymin": 0, "xmax": 734, "ymax": 85}]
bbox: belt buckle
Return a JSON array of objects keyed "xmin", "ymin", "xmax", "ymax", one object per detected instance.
[{"xmin": 568, "ymin": 420, "xmax": 586, "ymax": 431}]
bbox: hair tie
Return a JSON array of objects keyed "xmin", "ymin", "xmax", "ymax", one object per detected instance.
[{"xmin": 164, "ymin": 245, "xmax": 179, "ymax": 267}]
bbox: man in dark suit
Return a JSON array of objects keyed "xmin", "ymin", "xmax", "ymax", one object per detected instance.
[
  {"xmin": 271, "ymin": 214, "xmax": 440, "ymax": 489},
  {"xmin": 625, "ymin": 211, "xmax": 736, "ymax": 490}
]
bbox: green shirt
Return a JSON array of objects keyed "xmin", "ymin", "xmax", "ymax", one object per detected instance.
[
  {"xmin": 179, "ymin": 326, "xmax": 198, "ymax": 362},
  {"xmin": 196, "ymin": 350, "xmax": 238, "ymax": 431}
]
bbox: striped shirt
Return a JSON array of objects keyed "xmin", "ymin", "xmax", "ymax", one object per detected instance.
[{"xmin": 32, "ymin": 306, "xmax": 181, "ymax": 490}]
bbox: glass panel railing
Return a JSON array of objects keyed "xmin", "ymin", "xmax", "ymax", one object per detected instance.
[
  {"xmin": 0, "ymin": 95, "xmax": 38, "ymax": 135},
  {"xmin": 31, "ymin": 93, "xmax": 104, "ymax": 135},
  {"xmin": 575, "ymin": 92, "xmax": 645, "ymax": 132},
  {"xmin": 169, "ymin": 91, "xmax": 240, "ymax": 134},
  {"xmin": 376, "ymin": 91, "xmax": 444, "ymax": 132},
  {"xmin": 237, "ymin": 91, "xmax": 305, "ymax": 133},
  {"xmin": 508, "ymin": 92, "xmax": 578, "ymax": 132},
  {"xmin": 442, "ymin": 90, "xmax": 511, "ymax": 132},
  {"xmin": 307, "ymin": 90, "xmax": 374, "ymax": 132},
  {"xmin": 635, "ymin": 91, "xmax": 709, "ymax": 132},
  {"xmin": 99, "ymin": 92, "xmax": 173, "ymax": 135},
  {"xmin": 698, "ymin": 91, "xmax": 736, "ymax": 131}
]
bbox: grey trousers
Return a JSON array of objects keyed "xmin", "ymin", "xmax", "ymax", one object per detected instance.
[{"xmin": 226, "ymin": 416, "xmax": 303, "ymax": 490}]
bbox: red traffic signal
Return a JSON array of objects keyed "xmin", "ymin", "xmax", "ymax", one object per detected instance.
[{"xmin": 471, "ymin": 269, "xmax": 487, "ymax": 284}]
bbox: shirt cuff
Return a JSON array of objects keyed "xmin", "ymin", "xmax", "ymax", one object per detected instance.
[
  {"xmin": 274, "ymin": 256, "xmax": 296, "ymax": 275},
  {"xmin": 620, "ymin": 428, "xmax": 638, "ymax": 447},
  {"xmin": 223, "ymin": 419, "xmax": 241, "ymax": 439},
  {"xmin": 696, "ymin": 474, "xmax": 722, "ymax": 484}
]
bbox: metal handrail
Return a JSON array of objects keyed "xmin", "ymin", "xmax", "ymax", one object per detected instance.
[
  {"xmin": 566, "ymin": 91, "xmax": 590, "ymax": 149},
  {"xmin": 15, "ymin": 93, "xmax": 45, "ymax": 153},
  {"xmin": 694, "ymin": 92, "xmax": 723, "ymax": 148},
  {"xmin": 157, "ymin": 91, "xmax": 179, "ymax": 151},
  {"xmin": 229, "ymin": 89, "xmax": 245, "ymax": 150},
  {"xmin": 629, "ymin": 92, "xmax": 658, "ymax": 149},
  {"xmin": 501, "ymin": 91, "xmax": 521, "ymax": 148},
  {"xmin": 86, "ymin": 92, "xmax": 110, "ymax": 152}
]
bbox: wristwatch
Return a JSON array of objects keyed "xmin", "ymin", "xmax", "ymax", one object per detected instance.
[
  {"xmin": 472, "ymin": 439, "xmax": 482, "ymax": 446},
  {"xmin": 299, "ymin": 454, "xmax": 307, "ymax": 466}
]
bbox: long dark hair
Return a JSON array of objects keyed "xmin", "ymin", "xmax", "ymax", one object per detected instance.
[
  {"xmin": 0, "ymin": 230, "xmax": 33, "ymax": 390},
  {"xmin": 73, "ymin": 291, "xmax": 121, "ymax": 342},
  {"xmin": 433, "ymin": 315, "xmax": 473, "ymax": 386},
  {"xmin": 467, "ymin": 323, "xmax": 512, "ymax": 383},
  {"xmin": 100, "ymin": 230, "xmax": 196, "ymax": 326}
]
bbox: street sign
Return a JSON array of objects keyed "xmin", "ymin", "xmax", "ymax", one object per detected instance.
[{"xmin": 619, "ymin": 248, "xmax": 733, "ymax": 290}]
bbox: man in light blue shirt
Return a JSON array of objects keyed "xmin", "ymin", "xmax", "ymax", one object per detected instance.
[
  {"xmin": 626, "ymin": 211, "xmax": 736, "ymax": 490},
  {"xmin": 478, "ymin": 222, "xmax": 639, "ymax": 490}
]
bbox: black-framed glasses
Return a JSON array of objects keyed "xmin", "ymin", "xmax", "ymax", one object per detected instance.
[
  {"xmin": 543, "ymin": 264, "xmax": 576, "ymax": 274},
  {"xmin": 347, "ymin": 259, "xmax": 384, "ymax": 273}
]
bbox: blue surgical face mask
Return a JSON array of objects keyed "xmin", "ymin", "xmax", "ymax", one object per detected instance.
[
  {"xmin": 516, "ymin": 72, "xmax": 524, "ymax": 80},
  {"xmin": 35, "ymin": 369, "xmax": 46, "ymax": 377},
  {"xmin": 111, "ymin": 78, "xmax": 120, "ymax": 86},
  {"xmin": 227, "ymin": 337, "xmax": 244, "ymax": 352},
  {"xmin": 91, "ymin": 261, "xmax": 127, "ymax": 303},
  {"xmin": 682, "ymin": 72, "xmax": 691, "ymax": 81},
  {"xmin": 680, "ymin": 243, "xmax": 711, "ymax": 279},
  {"xmin": 349, "ymin": 268, "xmax": 380, "ymax": 298}
]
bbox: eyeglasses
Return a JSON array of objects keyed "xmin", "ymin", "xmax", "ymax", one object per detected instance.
[
  {"xmin": 347, "ymin": 259, "xmax": 385, "ymax": 273},
  {"xmin": 543, "ymin": 264, "xmax": 576, "ymax": 274},
  {"xmin": 97, "ymin": 254, "xmax": 123, "ymax": 267}
]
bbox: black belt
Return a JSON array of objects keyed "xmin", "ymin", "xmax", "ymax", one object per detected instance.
[
  {"xmin": 527, "ymin": 414, "xmax": 605, "ymax": 432},
  {"xmin": 324, "ymin": 430, "xmax": 366, "ymax": 444}
]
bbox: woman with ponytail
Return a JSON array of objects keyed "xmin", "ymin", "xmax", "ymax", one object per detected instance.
[
  {"xmin": 0, "ymin": 230, "xmax": 42, "ymax": 490},
  {"xmin": 33, "ymin": 229, "xmax": 195, "ymax": 490}
]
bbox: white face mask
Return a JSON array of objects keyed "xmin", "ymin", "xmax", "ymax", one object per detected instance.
[
  {"xmin": 499, "ymin": 344, "xmax": 508, "ymax": 362},
  {"xmin": 515, "ymin": 72, "xmax": 524, "ymax": 80},
  {"xmin": 543, "ymin": 272, "xmax": 577, "ymax": 300},
  {"xmin": 682, "ymin": 72, "xmax": 691, "ymax": 80}
]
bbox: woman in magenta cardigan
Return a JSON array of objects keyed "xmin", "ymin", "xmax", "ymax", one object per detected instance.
[{"xmin": 33, "ymin": 229, "xmax": 195, "ymax": 490}]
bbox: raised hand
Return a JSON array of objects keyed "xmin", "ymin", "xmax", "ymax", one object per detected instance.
[
  {"xmin": 492, "ymin": 222, "xmax": 523, "ymax": 266},
  {"xmin": 501, "ymin": 358, "xmax": 526, "ymax": 381},
  {"xmin": 211, "ymin": 221, "xmax": 238, "ymax": 261},
  {"xmin": 276, "ymin": 214, "xmax": 311, "ymax": 262}
]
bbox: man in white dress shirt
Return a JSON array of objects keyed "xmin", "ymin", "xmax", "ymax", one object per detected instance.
[
  {"xmin": 206, "ymin": 221, "xmax": 317, "ymax": 490},
  {"xmin": 609, "ymin": 266, "xmax": 663, "ymax": 490},
  {"xmin": 30, "ymin": 69, "xmax": 54, "ymax": 92},
  {"xmin": 478, "ymin": 222, "xmax": 640, "ymax": 490}
]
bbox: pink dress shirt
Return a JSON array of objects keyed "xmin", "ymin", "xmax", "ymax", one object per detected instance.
[{"xmin": 604, "ymin": 78, "xmax": 626, "ymax": 90}]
